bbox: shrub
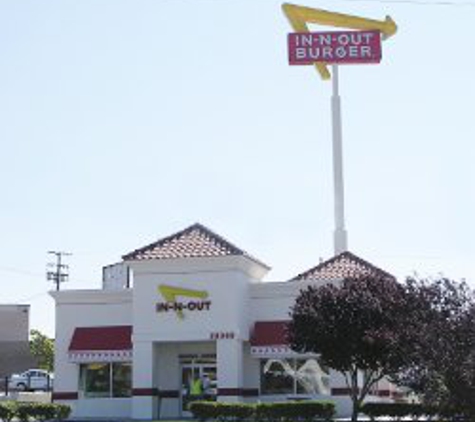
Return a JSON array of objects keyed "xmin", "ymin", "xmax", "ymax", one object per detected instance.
[
  {"xmin": 24, "ymin": 403, "xmax": 58, "ymax": 422},
  {"xmin": 0, "ymin": 402, "xmax": 71, "ymax": 422},
  {"xmin": 361, "ymin": 402, "xmax": 438, "ymax": 420},
  {"xmin": 216, "ymin": 403, "xmax": 255, "ymax": 422},
  {"xmin": 255, "ymin": 401, "xmax": 335, "ymax": 422},
  {"xmin": 16, "ymin": 403, "xmax": 35, "ymax": 422},
  {"xmin": 189, "ymin": 400, "xmax": 335, "ymax": 422},
  {"xmin": 291, "ymin": 401, "xmax": 335, "ymax": 422},
  {"xmin": 0, "ymin": 402, "xmax": 16, "ymax": 422},
  {"xmin": 189, "ymin": 401, "xmax": 221, "ymax": 421},
  {"xmin": 53, "ymin": 404, "xmax": 72, "ymax": 421}
]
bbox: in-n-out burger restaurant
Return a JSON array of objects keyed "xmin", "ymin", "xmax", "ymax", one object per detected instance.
[{"xmin": 51, "ymin": 223, "xmax": 399, "ymax": 420}]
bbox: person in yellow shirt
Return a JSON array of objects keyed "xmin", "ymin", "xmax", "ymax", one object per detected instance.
[{"xmin": 190, "ymin": 376, "xmax": 203, "ymax": 397}]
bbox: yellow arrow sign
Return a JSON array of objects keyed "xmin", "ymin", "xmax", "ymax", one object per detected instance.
[
  {"xmin": 282, "ymin": 3, "xmax": 397, "ymax": 80},
  {"xmin": 158, "ymin": 284, "xmax": 209, "ymax": 319}
]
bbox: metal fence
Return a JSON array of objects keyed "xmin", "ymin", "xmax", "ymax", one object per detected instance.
[{"xmin": 0, "ymin": 374, "xmax": 53, "ymax": 395}]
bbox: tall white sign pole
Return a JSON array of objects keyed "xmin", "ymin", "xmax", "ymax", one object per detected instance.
[
  {"xmin": 282, "ymin": 3, "xmax": 397, "ymax": 256},
  {"xmin": 331, "ymin": 65, "xmax": 348, "ymax": 255}
]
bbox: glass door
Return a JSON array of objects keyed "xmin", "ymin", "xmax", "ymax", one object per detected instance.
[
  {"xmin": 181, "ymin": 365, "xmax": 196, "ymax": 414},
  {"xmin": 180, "ymin": 357, "xmax": 217, "ymax": 415}
]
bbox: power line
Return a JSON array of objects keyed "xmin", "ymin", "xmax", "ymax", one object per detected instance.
[
  {"xmin": 46, "ymin": 251, "xmax": 72, "ymax": 291},
  {"xmin": 336, "ymin": 0, "xmax": 475, "ymax": 7},
  {"xmin": 0, "ymin": 266, "xmax": 44, "ymax": 278},
  {"xmin": 162, "ymin": 0, "xmax": 475, "ymax": 8}
]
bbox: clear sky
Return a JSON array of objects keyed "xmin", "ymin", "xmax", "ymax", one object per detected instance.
[{"xmin": 0, "ymin": 0, "xmax": 474, "ymax": 338}]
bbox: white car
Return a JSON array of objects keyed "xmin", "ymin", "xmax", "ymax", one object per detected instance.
[{"xmin": 8, "ymin": 369, "xmax": 54, "ymax": 391}]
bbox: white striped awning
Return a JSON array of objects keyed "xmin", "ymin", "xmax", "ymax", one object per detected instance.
[
  {"xmin": 68, "ymin": 349, "xmax": 133, "ymax": 363},
  {"xmin": 250, "ymin": 345, "xmax": 297, "ymax": 357}
]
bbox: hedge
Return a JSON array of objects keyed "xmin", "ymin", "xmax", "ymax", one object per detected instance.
[
  {"xmin": 0, "ymin": 403, "xmax": 15, "ymax": 422},
  {"xmin": 256, "ymin": 401, "xmax": 335, "ymax": 422},
  {"xmin": 0, "ymin": 402, "xmax": 71, "ymax": 422},
  {"xmin": 189, "ymin": 400, "xmax": 335, "ymax": 422},
  {"xmin": 190, "ymin": 402, "xmax": 254, "ymax": 422},
  {"xmin": 361, "ymin": 402, "xmax": 439, "ymax": 419}
]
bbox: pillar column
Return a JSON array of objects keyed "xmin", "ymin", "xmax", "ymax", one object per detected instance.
[
  {"xmin": 132, "ymin": 341, "xmax": 158, "ymax": 420},
  {"xmin": 217, "ymin": 339, "xmax": 243, "ymax": 403}
]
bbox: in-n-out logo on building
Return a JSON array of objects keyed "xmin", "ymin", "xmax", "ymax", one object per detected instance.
[{"xmin": 156, "ymin": 284, "xmax": 211, "ymax": 320}]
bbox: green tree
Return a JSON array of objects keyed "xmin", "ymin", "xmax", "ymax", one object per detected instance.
[
  {"xmin": 288, "ymin": 275, "xmax": 409, "ymax": 422},
  {"xmin": 29, "ymin": 329, "xmax": 54, "ymax": 372},
  {"xmin": 394, "ymin": 277, "xmax": 475, "ymax": 419}
]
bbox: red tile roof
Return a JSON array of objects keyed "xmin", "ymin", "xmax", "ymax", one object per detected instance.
[
  {"xmin": 291, "ymin": 251, "xmax": 394, "ymax": 281},
  {"xmin": 122, "ymin": 223, "xmax": 269, "ymax": 268},
  {"xmin": 69, "ymin": 326, "xmax": 132, "ymax": 351},
  {"xmin": 250, "ymin": 321, "xmax": 290, "ymax": 346}
]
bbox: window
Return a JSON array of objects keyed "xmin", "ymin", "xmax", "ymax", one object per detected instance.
[
  {"xmin": 260, "ymin": 358, "xmax": 330, "ymax": 396},
  {"xmin": 79, "ymin": 362, "xmax": 132, "ymax": 398},
  {"xmin": 112, "ymin": 362, "xmax": 132, "ymax": 397},
  {"xmin": 261, "ymin": 359, "xmax": 294, "ymax": 395}
]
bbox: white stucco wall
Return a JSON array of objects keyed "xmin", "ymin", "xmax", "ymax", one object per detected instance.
[
  {"xmin": 51, "ymin": 254, "xmax": 394, "ymax": 420},
  {"xmin": 131, "ymin": 255, "xmax": 264, "ymax": 344},
  {"xmin": 51, "ymin": 289, "xmax": 133, "ymax": 418},
  {"xmin": 0, "ymin": 304, "xmax": 30, "ymax": 342},
  {"xmin": 129, "ymin": 255, "xmax": 267, "ymax": 419}
]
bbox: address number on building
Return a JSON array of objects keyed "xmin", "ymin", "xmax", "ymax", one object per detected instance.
[{"xmin": 210, "ymin": 331, "xmax": 235, "ymax": 340}]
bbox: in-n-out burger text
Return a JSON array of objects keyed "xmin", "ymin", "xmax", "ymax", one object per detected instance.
[
  {"xmin": 288, "ymin": 30, "xmax": 382, "ymax": 65},
  {"xmin": 156, "ymin": 300, "xmax": 212, "ymax": 313}
]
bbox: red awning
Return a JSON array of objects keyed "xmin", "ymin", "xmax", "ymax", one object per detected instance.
[
  {"xmin": 250, "ymin": 321, "xmax": 293, "ymax": 357},
  {"xmin": 69, "ymin": 326, "xmax": 132, "ymax": 351},
  {"xmin": 250, "ymin": 321, "xmax": 290, "ymax": 346}
]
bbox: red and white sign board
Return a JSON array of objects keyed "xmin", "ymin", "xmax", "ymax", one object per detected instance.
[{"xmin": 288, "ymin": 30, "xmax": 382, "ymax": 65}]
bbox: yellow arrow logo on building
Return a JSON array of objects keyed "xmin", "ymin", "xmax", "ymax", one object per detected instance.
[
  {"xmin": 158, "ymin": 284, "xmax": 209, "ymax": 319},
  {"xmin": 282, "ymin": 3, "xmax": 397, "ymax": 79}
]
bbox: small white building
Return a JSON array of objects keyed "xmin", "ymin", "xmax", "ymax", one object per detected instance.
[
  {"xmin": 0, "ymin": 304, "xmax": 36, "ymax": 379},
  {"xmin": 50, "ymin": 223, "xmax": 399, "ymax": 420}
]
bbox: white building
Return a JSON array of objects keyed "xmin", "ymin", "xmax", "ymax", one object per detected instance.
[
  {"xmin": 50, "ymin": 223, "xmax": 399, "ymax": 420},
  {"xmin": 0, "ymin": 304, "xmax": 36, "ymax": 379}
]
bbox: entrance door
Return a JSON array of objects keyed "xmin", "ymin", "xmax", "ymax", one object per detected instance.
[{"xmin": 180, "ymin": 357, "xmax": 217, "ymax": 415}]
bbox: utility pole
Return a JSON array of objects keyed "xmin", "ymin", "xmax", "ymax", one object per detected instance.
[{"xmin": 47, "ymin": 251, "xmax": 72, "ymax": 291}]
